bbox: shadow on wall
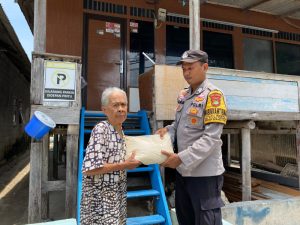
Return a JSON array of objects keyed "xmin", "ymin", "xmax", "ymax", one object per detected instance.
[{"xmin": 4, "ymin": 135, "xmax": 30, "ymax": 161}]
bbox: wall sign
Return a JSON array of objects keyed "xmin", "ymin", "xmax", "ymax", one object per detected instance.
[{"xmin": 43, "ymin": 61, "xmax": 76, "ymax": 102}]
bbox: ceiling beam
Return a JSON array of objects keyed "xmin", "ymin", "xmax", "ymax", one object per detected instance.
[
  {"xmin": 279, "ymin": 7, "xmax": 300, "ymax": 17},
  {"xmin": 243, "ymin": 0, "xmax": 272, "ymax": 11}
]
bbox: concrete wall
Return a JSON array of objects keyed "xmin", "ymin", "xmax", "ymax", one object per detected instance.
[
  {"xmin": 222, "ymin": 197, "xmax": 300, "ymax": 225},
  {"xmin": 170, "ymin": 198, "xmax": 300, "ymax": 225},
  {"xmin": 0, "ymin": 53, "xmax": 30, "ymax": 161}
]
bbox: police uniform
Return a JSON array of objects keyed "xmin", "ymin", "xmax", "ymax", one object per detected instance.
[{"xmin": 166, "ymin": 78, "xmax": 227, "ymax": 225}]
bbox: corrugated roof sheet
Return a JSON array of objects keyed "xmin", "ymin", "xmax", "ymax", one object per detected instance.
[
  {"xmin": 207, "ymin": 0, "xmax": 300, "ymax": 19},
  {"xmin": 0, "ymin": 4, "xmax": 31, "ymax": 79}
]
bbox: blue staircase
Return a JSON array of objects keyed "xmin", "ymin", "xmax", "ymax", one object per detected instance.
[{"xmin": 77, "ymin": 107, "xmax": 172, "ymax": 225}]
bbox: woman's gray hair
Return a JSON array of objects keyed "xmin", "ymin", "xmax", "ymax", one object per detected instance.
[{"xmin": 101, "ymin": 87, "xmax": 127, "ymax": 106}]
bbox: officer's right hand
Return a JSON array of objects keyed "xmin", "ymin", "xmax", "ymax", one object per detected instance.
[{"xmin": 155, "ymin": 127, "xmax": 168, "ymax": 139}]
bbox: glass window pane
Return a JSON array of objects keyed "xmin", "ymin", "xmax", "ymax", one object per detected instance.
[
  {"xmin": 276, "ymin": 42, "xmax": 300, "ymax": 75},
  {"xmin": 166, "ymin": 25, "xmax": 189, "ymax": 65},
  {"xmin": 203, "ymin": 31, "xmax": 234, "ymax": 69},
  {"xmin": 129, "ymin": 20, "xmax": 154, "ymax": 87},
  {"xmin": 243, "ymin": 38, "xmax": 273, "ymax": 73}
]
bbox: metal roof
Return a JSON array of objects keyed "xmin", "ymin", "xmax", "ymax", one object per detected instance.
[
  {"xmin": 206, "ymin": 0, "xmax": 300, "ymax": 20},
  {"xmin": 0, "ymin": 4, "xmax": 31, "ymax": 80},
  {"xmin": 16, "ymin": 0, "xmax": 34, "ymax": 33}
]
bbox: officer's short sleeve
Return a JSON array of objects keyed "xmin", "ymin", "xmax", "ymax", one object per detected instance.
[{"xmin": 204, "ymin": 90, "xmax": 227, "ymax": 125}]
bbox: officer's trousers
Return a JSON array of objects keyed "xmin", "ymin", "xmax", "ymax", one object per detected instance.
[{"xmin": 175, "ymin": 171, "xmax": 224, "ymax": 225}]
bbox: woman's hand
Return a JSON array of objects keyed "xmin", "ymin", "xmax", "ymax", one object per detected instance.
[
  {"xmin": 155, "ymin": 127, "xmax": 168, "ymax": 139},
  {"xmin": 124, "ymin": 152, "xmax": 141, "ymax": 170}
]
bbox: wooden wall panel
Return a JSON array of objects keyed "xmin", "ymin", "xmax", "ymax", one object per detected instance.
[
  {"xmin": 45, "ymin": 0, "xmax": 300, "ymax": 59},
  {"xmin": 0, "ymin": 54, "xmax": 30, "ymax": 161},
  {"xmin": 138, "ymin": 69, "xmax": 154, "ymax": 111},
  {"xmin": 46, "ymin": 0, "xmax": 83, "ymax": 56},
  {"xmin": 154, "ymin": 65, "xmax": 187, "ymax": 121}
]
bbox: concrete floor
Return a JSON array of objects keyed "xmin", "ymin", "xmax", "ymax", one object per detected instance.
[{"xmin": 0, "ymin": 149, "xmax": 29, "ymax": 225}]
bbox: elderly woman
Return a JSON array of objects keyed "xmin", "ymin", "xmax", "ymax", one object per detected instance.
[{"xmin": 80, "ymin": 87, "xmax": 141, "ymax": 225}]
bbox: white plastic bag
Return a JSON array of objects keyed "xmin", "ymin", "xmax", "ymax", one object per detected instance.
[{"xmin": 125, "ymin": 134, "xmax": 174, "ymax": 165}]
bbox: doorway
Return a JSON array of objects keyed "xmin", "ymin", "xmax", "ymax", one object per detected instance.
[{"xmin": 83, "ymin": 14, "xmax": 126, "ymax": 110}]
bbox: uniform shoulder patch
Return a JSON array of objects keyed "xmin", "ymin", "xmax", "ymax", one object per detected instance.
[{"xmin": 204, "ymin": 90, "xmax": 227, "ymax": 125}]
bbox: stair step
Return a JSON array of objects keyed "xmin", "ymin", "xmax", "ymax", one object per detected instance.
[
  {"xmin": 127, "ymin": 215, "xmax": 165, "ymax": 225},
  {"xmin": 84, "ymin": 129, "xmax": 92, "ymax": 134},
  {"xmin": 124, "ymin": 129, "xmax": 146, "ymax": 135},
  {"xmin": 127, "ymin": 167, "xmax": 153, "ymax": 173},
  {"xmin": 127, "ymin": 189, "xmax": 160, "ymax": 199}
]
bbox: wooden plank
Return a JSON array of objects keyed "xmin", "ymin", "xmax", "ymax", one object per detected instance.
[
  {"xmin": 222, "ymin": 129, "xmax": 240, "ymax": 134},
  {"xmin": 232, "ymin": 27, "xmax": 243, "ymax": 70},
  {"xmin": 33, "ymin": 52, "xmax": 81, "ymax": 63},
  {"xmin": 251, "ymin": 169, "xmax": 299, "ymax": 188},
  {"xmin": 53, "ymin": 134, "xmax": 58, "ymax": 180},
  {"xmin": 210, "ymin": 74, "xmax": 299, "ymax": 94},
  {"xmin": 31, "ymin": 105, "xmax": 80, "ymax": 124},
  {"xmin": 31, "ymin": 57, "xmax": 44, "ymax": 104},
  {"xmin": 34, "ymin": 0, "xmax": 46, "ymax": 53},
  {"xmin": 27, "ymin": 218, "xmax": 77, "ymax": 225},
  {"xmin": 260, "ymin": 180, "xmax": 300, "ymax": 196},
  {"xmin": 297, "ymin": 121, "xmax": 300, "ymax": 190},
  {"xmin": 140, "ymin": 65, "xmax": 300, "ymax": 121},
  {"xmin": 128, "ymin": 87, "xmax": 140, "ymax": 112},
  {"xmin": 228, "ymin": 111, "xmax": 300, "ymax": 121},
  {"xmin": 139, "ymin": 68, "xmax": 154, "ymax": 111},
  {"xmin": 41, "ymin": 134, "xmax": 49, "ymax": 219},
  {"xmin": 241, "ymin": 128, "xmax": 251, "ymax": 201},
  {"xmin": 252, "ymin": 161, "xmax": 284, "ymax": 173},
  {"xmin": 208, "ymin": 67, "xmax": 300, "ymax": 83},
  {"xmin": 226, "ymin": 120, "xmax": 255, "ymax": 129},
  {"xmin": 154, "ymin": 65, "xmax": 187, "ymax": 121},
  {"xmin": 42, "ymin": 180, "xmax": 66, "ymax": 193},
  {"xmin": 75, "ymin": 63, "xmax": 82, "ymax": 109},
  {"xmin": 65, "ymin": 125, "xmax": 79, "ymax": 218},
  {"xmin": 154, "ymin": 22, "xmax": 166, "ymax": 64},
  {"xmin": 208, "ymin": 75, "xmax": 298, "ymax": 112},
  {"xmin": 28, "ymin": 140, "xmax": 43, "ymax": 223},
  {"xmin": 227, "ymin": 134, "xmax": 231, "ymax": 166},
  {"xmin": 252, "ymin": 129, "xmax": 296, "ymax": 134}
]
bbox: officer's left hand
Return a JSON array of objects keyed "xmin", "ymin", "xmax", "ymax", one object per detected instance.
[{"xmin": 161, "ymin": 150, "xmax": 182, "ymax": 169}]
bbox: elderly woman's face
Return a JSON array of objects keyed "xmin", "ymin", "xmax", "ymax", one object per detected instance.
[{"xmin": 103, "ymin": 92, "xmax": 128, "ymax": 126}]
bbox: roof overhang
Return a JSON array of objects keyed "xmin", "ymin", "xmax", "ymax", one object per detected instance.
[
  {"xmin": 0, "ymin": 5, "xmax": 31, "ymax": 80},
  {"xmin": 17, "ymin": 0, "xmax": 34, "ymax": 33},
  {"xmin": 205, "ymin": 0, "xmax": 300, "ymax": 20}
]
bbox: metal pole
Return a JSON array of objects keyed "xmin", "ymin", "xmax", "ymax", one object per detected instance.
[{"xmin": 189, "ymin": 0, "xmax": 200, "ymax": 50}]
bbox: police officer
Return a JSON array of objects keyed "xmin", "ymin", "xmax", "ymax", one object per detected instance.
[{"xmin": 156, "ymin": 50, "xmax": 227, "ymax": 225}]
